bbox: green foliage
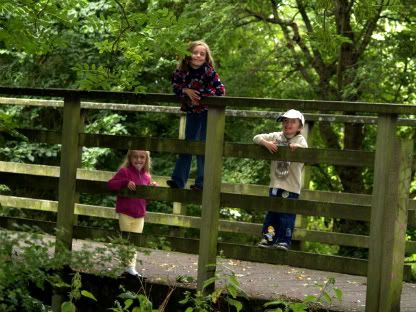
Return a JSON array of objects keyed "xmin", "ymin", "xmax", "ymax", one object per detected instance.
[
  {"xmin": 144, "ymin": 235, "xmax": 172, "ymax": 251},
  {"xmin": 0, "ymin": 228, "xmax": 66, "ymax": 311},
  {"xmin": 179, "ymin": 264, "xmax": 247, "ymax": 312},
  {"xmin": 110, "ymin": 287, "xmax": 156, "ymax": 312},
  {"xmin": 1, "ymin": 0, "xmax": 416, "ymax": 264},
  {"xmin": 0, "ymin": 111, "xmax": 27, "ymax": 147},
  {"xmin": 82, "ymin": 111, "xmax": 128, "ymax": 169},
  {"xmin": 61, "ymin": 272, "xmax": 97, "ymax": 312},
  {"xmin": 264, "ymin": 277, "xmax": 342, "ymax": 311}
]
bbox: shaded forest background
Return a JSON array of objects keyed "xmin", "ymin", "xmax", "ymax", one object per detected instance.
[{"xmin": 1, "ymin": 0, "xmax": 416, "ymax": 258}]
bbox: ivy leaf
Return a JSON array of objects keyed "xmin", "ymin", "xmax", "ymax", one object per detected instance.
[{"xmin": 81, "ymin": 290, "xmax": 97, "ymax": 301}]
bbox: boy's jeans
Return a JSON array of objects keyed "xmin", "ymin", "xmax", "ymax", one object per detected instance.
[
  {"xmin": 261, "ymin": 188, "xmax": 299, "ymax": 245},
  {"xmin": 171, "ymin": 110, "xmax": 207, "ymax": 188}
]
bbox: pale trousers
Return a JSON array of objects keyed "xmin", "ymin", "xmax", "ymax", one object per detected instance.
[{"xmin": 118, "ymin": 213, "xmax": 144, "ymax": 268}]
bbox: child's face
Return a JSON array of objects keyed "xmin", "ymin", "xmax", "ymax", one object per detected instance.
[
  {"xmin": 190, "ymin": 45, "xmax": 207, "ymax": 68},
  {"xmin": 282, "ymin": 118, "xmax": 302, "ymax": 136},
  {"xmin": 130, "ymin": 150, "xmax": 147, "ymax": 170}
]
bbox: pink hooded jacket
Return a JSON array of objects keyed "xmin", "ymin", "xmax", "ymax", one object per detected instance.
[{"xmin": 107, "ymin": 165, "xmax": 151, "ymax": 218}]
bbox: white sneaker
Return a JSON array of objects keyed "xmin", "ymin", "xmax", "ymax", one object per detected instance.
[
  {"xmin": 273, "ymin": 242, "xmax": 289, "ymax": 251},
  {"xmin": 125, "ymin": 267, "xmax": 141, "ymax": 277},
  {"xmin": 257, "ymin": 238, "xmax": 273, "ymax": 248}
]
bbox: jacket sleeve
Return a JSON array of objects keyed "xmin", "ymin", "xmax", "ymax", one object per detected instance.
[
  {"xmin": 172, "ymin": 70, "xmax": 186, "ymax": 97},
  {"xmin": 206, "ymin": 67, "xmax": 225, "ymax": 96},
  {"xmin": 107, "ymin": 168, "xmax": 129, "ymax": 190},
  {"xmin": 253, "ymin": 133, "xmax": 277, "ymax": 144},
  {"xmin": 296, "ymin": 135, "xmax": 308, "ymax": 148}
]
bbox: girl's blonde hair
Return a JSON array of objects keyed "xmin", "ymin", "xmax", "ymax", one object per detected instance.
[
  {"xmin": 121, "ymin": 150, "xmax": 151, "ymax": 173},
  {"xmin": 178, "ymin": 40, "xmax": 214, "ymax": 71}
]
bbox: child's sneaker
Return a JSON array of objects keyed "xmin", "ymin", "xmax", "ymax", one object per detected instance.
[
  {"xmin": 273, "ymin": 242, "xmax": 289, "ymax": 251},
  {"xmin": 166, "ymin": 180, "xmax": 179, "ymax": 189},
  {"xmin": 257, "ymin": 238, "xmax": 273, "ymax": 248},
  {"xmin": 190, "ymin": 184, "xmax": 203, "ymax": 191},
  {"xmin": 125, "ymin": 267, "xmax": 142, "ymax": 277}
]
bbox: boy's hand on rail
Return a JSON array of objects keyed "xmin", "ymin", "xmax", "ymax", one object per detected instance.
[
  {"xmin": 261, "ymin": 139, "xmax": 278, "ymax": 153},
  {"xmin": 127, "ymin": 181, "xmax": 136, "ymax": 191},
  {"xmin": 289, "ymin": 143, "xmax": 300, "ymax": 151}
]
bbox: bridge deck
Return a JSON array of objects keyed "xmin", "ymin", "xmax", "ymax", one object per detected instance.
[{"xmin": 72, "ymin": 239, "xmax": 416, "ymax": 312}]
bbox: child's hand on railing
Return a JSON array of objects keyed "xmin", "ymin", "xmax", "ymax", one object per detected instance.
[
  {"xmin": 150, "ymin": 181, "xmax": 158, "ymax": 186},
  {"xmin": 127, "ymin": 181, "xmax": 136, "ymax": 191},
  {"xmin": 261, "ymin": 139, "xmax": 278, "ymax": 154},
  {"xmin": 289, "ymin": 143, "xmax": 301, "ymax": 151}
]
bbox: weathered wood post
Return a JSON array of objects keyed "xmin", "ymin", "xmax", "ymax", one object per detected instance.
[
  {"xmin": 51, "ymin": 94, "xmax": 81, "ymax": 311},
  {"xmin": 171, "ymin": 113, "xmax": 187, "ymax": 236},
  {"xmin": 295, "ymin": 121, "xmax": 313, "ymax": 250},
  {"xmin": 197, "ymin": 102, "xmax": 226, "ymax": 292},
  {"xmin": 366, "ymin": 114, "xmax": 413, "ymax": 311},
  {"xmin": 73, "ymin": 109, "xmax": 86, "ymax": 226}
]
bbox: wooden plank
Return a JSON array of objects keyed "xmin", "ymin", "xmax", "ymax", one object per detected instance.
[
  {"xmin": 204, "ymin": 96, "xmax": 416, "ymax": 115},
  {"xmin": 73, "ymin": 111, "xmax": 86, "ymax": 226},
  {"xmin": 52, "ymin": 95, "xmax": 82, "ymax": 311},
  {"xmin": 0, "ymin": 172, "xmax": 59, "ymax": 191},
  {"xmin": 81, "ymin": 133, "xmax": 205, "ymax": 155},
  {"xmin": 0, "ymin": 174, "xmax": 373, "ymax": 221},
  {"xmin": 366, "ymin": 114, "xmax": 413, "ymax": 311},
  {"xmin": 367, "ymin": 114, "xmax": 398, "ymax": 312},
  {"xmin": 3, "ymin": 193, "xmax": 416, "ymax": 254},
  {"xmin": 1, "ymin": 160, "xmax": 416, "ymax": 223},
  {"xmin": 0, "ymin": 215, "xmax": 413, "ymax": 281},
  {"xmin": 1, "ymin": 159, "xmax": 411, "ymax": 206},
  {"xmin": 6, "ymin": 129, "xmax": 374, "ymax": 166},
  {"xmin": 220, "ymin": 193, "xmax": 371, "ymax": 221},
  {"xmin": 2, "ymin": 86, "xmax": 416, "ymax": 114},
  {"xmin": 172, "ymin": 114, "xmax": 187, "ymax": 216},
  {"xmin": 380, "ymin": 139, "xmax": 413, "ymax": 309},
  {"xmin": 224, "ymin": 143, "xmax": 375, "ymax": 167},
  {"xmin": 55, "ymin": 95, "xmax": 81, "ymax": 252},
  {"xmin": 3, "ymin": 96, "xmax": 416, "ymax": 126},
  {"xmin": 11, "ymin": 128, "xmax": 61, "ymax": 144},
  {"xmin": 8, "ymin": 194, "xmax": 416, "ymax": 253},
  {"xmin": 197, "ymin": 105, "xmax": 226, "ymax": 291},
  {"xmin": 0, "ymin": 86, "xmax": 176, "ymax": 104}
]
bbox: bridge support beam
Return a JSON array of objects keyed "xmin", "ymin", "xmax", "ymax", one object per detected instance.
[
  {"xmin": 197, "ymin": 104, "xmax": 226, "ymax": 292},
  {"xmin": 52, "ymin": 95, "xmax": 81, "ymax": 311},
  {"xmin": 366, "ymin": 114, "xmax": 413, "ymax": 311}
]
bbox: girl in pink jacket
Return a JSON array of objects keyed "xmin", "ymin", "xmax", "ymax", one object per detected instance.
[{"xmin": 108, "ymin": 150, "xmax": 155, "ymax": 277}]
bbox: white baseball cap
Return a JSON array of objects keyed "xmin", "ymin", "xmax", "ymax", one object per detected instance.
[{"xmin": 276, "ymin": 109, "xmax": 305, "ymax": 126}]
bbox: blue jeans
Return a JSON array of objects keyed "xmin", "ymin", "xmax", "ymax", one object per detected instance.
[
  {"xmin": 261, "ymin": 188, "xmax": 299, "ymax": 245},
  {"xmin": 171, "ymin": 110, "xmax": 207, "ymax": 188}
]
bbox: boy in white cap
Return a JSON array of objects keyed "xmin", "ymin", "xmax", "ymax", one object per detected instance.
[{"xmin": 253, "ymin": 109, "xmax": 308, "ymax": 250}]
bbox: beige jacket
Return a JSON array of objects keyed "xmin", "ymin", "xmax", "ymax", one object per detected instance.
[{"xmin": 253, "ymin": 132, "xmax": 308, "ymax": 194}]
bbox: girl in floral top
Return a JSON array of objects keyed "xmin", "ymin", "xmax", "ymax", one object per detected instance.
[{"xmin": 167, "ymin": 40, "xmax": 225, "ymax": 191}]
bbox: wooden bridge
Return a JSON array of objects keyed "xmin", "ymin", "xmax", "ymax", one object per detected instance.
[{"xmin": 0, "ymin": 86, "xmax": 416, "ymax": 311}]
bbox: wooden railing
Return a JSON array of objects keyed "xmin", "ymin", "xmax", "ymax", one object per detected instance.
[{"xmin": 1, "ymin": 86, "xmax": 415, "ymax": 311}]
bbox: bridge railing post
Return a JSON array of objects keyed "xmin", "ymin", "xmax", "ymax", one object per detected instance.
[
  {"xmin": 366, "ymin": 113, "xmax": 413, "ymax": 311},
  {"xmin": 295, "ymin": 120, "xmax": 314, "ymax": 251},
  {"xmin": 52, "ymin": 94, "xmax": 81, "ymax": 311},
  {"xmin": 170, "ymin": 113, "xmax": 187, "ymax": 237},
  {"xmin": 197, "ymin": 103, "xmax": 226, "ymax": 292}
]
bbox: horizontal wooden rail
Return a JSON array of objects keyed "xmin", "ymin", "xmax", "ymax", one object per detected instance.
[
  {"xmin": 2, "ymin": 97, "xmax": 416, "ymax": 126},
  {"xmin": 0, "ymin": 216, "xmax": 413, "ymax": 280},
  {"xmin": 1, "ymin": 161, "xmax": 414, "ymax": 226},
  {"xmin": 1, "ymin": 86, "xmax": 416, "ymax": 114},
  {"xmin": 0, "ymin": 171, "xmax": 372, "ymax": 221},
  {"xmin": 1, "ymin": 160, "xmax": 415, "ymax": 211},
  {"xmin": 2, "ymin": 194, "xmax": 416, "ymax": 254},
  {"xmin": 3, "ymin": 129, "xmax": 375, "ymax": 166}
]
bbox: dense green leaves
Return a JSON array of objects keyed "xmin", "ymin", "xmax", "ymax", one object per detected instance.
[{"xmin": 1, "ymin": 0, "xmax": 415, "ymax": 259}]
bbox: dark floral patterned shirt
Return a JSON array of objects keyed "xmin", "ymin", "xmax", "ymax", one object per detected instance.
[{"xmin": 172, "ymin": 63, "xmax": 225, "ymax": 113}]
